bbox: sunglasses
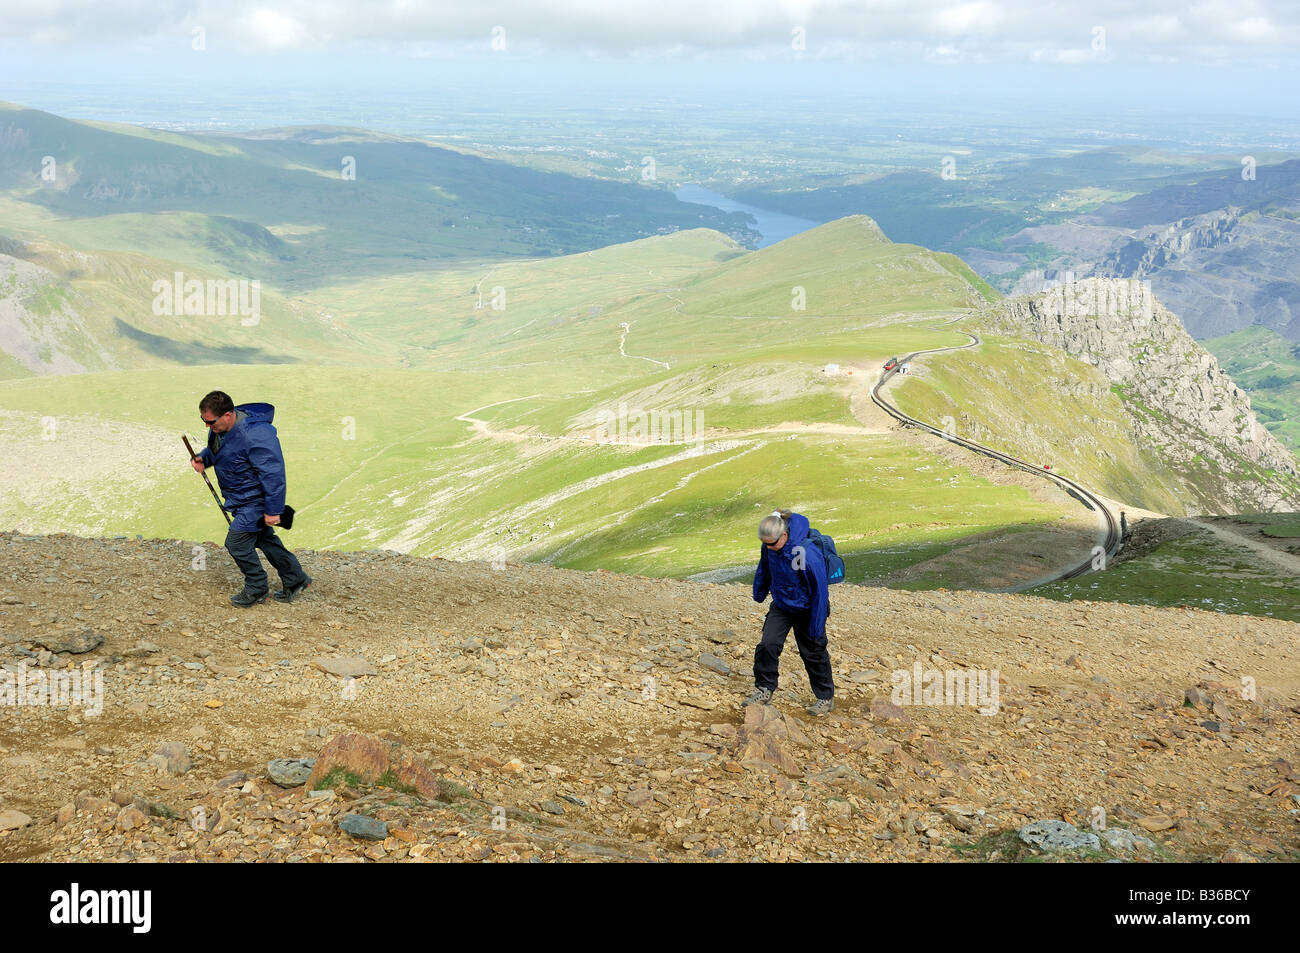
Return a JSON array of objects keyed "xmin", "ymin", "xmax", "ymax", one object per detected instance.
[
  {"xmin": 763, "ymin": 535, "xmax": 785, "ymax": 549},
  {"xmin": 200, "ymin": 413, "xmax": 225, "ymax": 427}
]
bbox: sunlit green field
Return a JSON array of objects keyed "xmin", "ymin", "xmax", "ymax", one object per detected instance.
[
  {"xmin": 890, "ymin": 328, "xmax": 1190, "ymax": 514},
  {"xmin": 0, "ymin": 214, "xmax": 1087, "ymax": 578},
  {"xmin": 3, "ymin": 109, "xmax": 1294, "ymax": 604}
]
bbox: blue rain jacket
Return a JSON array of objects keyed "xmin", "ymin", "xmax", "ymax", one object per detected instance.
[
  {"xmin": 198, "ymin": 402, "xmax": 288, "ymax": 533},
  {"xmin": 752, "ymin": 512, "xmax": 829, "ymax": 641}
]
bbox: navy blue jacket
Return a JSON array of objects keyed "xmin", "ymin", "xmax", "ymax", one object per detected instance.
[
  {"xmin": 198, "ymin": 402, "xmax": 288, "ymax": 532},
  {"xmin": 752, "ymin": 512, "xmax": 829, "ymax": 641}
]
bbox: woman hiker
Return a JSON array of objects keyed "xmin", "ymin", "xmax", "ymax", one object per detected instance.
[{"xmin": 746, "ymin": 509, "xmax": 835, "ymax": 715}]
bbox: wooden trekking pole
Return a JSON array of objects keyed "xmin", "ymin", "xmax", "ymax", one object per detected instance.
[{"xmin": 183, "ymin": 435, "xmax": 231, "ymax": 525}]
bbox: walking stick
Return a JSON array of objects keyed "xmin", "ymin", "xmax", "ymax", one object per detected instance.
[{"xmin": 183, "ymin": 435, "xmax": 231, "ymax": 525}]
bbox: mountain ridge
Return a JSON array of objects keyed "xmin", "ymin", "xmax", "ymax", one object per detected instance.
[{"xmin": 982, "ymin": 276, "xmax": 1300, "ymax": 514}]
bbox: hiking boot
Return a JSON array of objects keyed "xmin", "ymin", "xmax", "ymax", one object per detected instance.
[
  {"xmin": 807, "ymin": 697, "xmax": 834, "ymax": 717},
  {"xmin": 272, "ymin": 576, "xmax": 313, "ymax": 603},
  {"xmin": 743, "ymin": 687, "xmax": 774, "ymax": 707},
  {"xmin": 230, "ymin": 588, "xmax": 268, "ymax": 608}
]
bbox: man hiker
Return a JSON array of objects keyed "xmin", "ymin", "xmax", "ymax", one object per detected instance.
[
  {"xmin": 191, "ymin": 391, "xmax": 312, "ymax": 607},
  {"xmin": 746, "ymin": 509, "xmax": 835, "ymax": 715}
]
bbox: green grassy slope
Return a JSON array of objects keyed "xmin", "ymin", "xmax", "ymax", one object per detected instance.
[
  {"xmin": 3, "ymin": 130, "xmax": 1289, "ymax": 606},
  {"xmin": 1030, "ymin": 519, "xmax": 1300, "ymax": 622},
  {"xmin": 0, "ymin": 217, "xmax": 1086, "ymax": 580},
  {"xmin": 1204, "ymin": 325, "xmax": 1300, "ymax": 450},
  {"xmin": 0, "ymin": 361, "xmax": 1071, "ymax": 582},
  {"xmin": 0, "ymin": 103, "xmax": 753, "ymax": 290},
  {"xmin": 0, "ymin": 227, "xmax": 358, "ymax": 377},
  {"xmin": 888, "ymin": 329, "xmax": 1189, "ymax": 514}
]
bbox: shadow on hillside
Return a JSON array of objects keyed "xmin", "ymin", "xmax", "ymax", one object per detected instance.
[
  {"xmin": 851, "ymin": 519, "xmax": 1102, "ymax": 593},
  {"xmin": 113, "ymin": 318, "xmax": 299, "ymax": 365},
  {"xmin": 1019, "ymin": 512, "xmax": 1300, "ymax": 624},
  {"xmin": 1118, "ymin": 512, "xmax": 1300, "ymax": 564},
  {"xmin": 692, "ymin": 521, "xmax": 1104, "ymax": 593}
]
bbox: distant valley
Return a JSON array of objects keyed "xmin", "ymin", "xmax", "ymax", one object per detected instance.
[{"xmin": 2, "ymin": 103, "xmax": 1298, "ymax": 623}]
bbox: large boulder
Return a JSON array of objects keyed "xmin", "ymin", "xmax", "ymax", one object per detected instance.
[
  {"xmin": 33, "ymin": 629, "xmax": 103, "ymax": 654},
  {"xmin": 305, "ymin": 733, "xmax": 440, "ymax": 799},
  {"xmin": 1017, "ymin": 819, "xmax": 1101, "ymax": 852},
  {"xmin": 267, "ymin": 758, "xmax": 316, "ymax": 788},
  {"xmin": 147, "ymin": 741, "xmax": 192, "ymax": 776},
  {"xmin": 732, "ymin": 705, "xmax": 809, "ymax": 777}
]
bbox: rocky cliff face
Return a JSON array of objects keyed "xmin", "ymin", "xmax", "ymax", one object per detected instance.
[
  {"xmin": 982, "ymin": 277, "xmax": 1300, "ymax": 514},
  {"xmin": 1094, "ymin": 209, "xmax": 1240, "ymax": 279},
  {"xmin": 993, "ymin": 159, "xmax": 1300, "ymax": 341}
]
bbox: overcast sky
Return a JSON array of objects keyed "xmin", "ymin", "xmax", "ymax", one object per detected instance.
[
  {"xmin": 3, "ymin": 2, "xmax": 1299, "ymax": 128},
  {"xmin": 1, "ymin": 1, "xmax": 1296, "ymax": 63}
]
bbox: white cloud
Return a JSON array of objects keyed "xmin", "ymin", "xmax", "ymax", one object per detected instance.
[
  {"xmin": 0, "ymin": 0, "xmax": 1294, "ymax": 61},
  {"xmin": 1230, "ymin": 16, "xmax": 1274, "ymax": 41},
  {"xmin": 1125, "ymin": 15, "xmax": 1184, "ymax": 43},
  {"xmin": 240, "ymin": 8, "xmax": 309, "ymax": 50},
  {"xmin": 931, "ymin": 2, "xmax": 1005, "ymax": 36}
]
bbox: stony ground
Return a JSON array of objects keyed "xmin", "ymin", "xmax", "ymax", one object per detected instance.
[{"xmin": 1, "ymin": 530, "xmax": 1298, "ymax": 863}]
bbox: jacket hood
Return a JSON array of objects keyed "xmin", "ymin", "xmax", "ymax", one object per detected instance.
[
  {"xmin": 785, "ymin": 512, "xmax": 809, "ymax": 547},
  {"xmin": 235, "ymin": 402, "xmax": 275, "ymax": 424}
]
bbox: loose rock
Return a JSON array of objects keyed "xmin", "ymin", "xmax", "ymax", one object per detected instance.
[
  {"xmin": 268, "ymin": 758, "xmax": 317, "ymax": 788},
  {"xmin": 312, "ymin": 657, "xmax": 377, "ymax": 678},
  {"xmin": 149, "ymin": 741, "xmax": 192, "ymax": 776},
  {"xmin": 1099, "ymin": 827, "xmax": 1157, "ymax": 852},
  {"xmin": 698, "ymin": 653, "xmax": 730, "ymax": 675},
  {"xmin": 339, "ymin": 814, "xmax": 388, "ymax": 840},
  {"xmin": 33, "ymin": 629, "xmax": 103, "ymax": 655},
  {"xmin": 0, "ymin": 809, "xmax": 33, "ymax": 831},
  {"xmin": 1017, "ymin": 820, "xmax": 1101, "ymax": 852}
]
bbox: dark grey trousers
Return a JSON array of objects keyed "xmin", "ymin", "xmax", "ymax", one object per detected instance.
[
  {"xmin": 224, "ymin": 524, "xmax": 307, "ymax": 595},
  {"xmin": 753, "ymin": 604, "xmax": 834, "ymax": 700}
]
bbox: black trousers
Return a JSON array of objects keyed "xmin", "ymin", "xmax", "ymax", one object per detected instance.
[
  {"xmin": 754, "ymin": 604, "xmax": 834, "ymax": 700},
  {"xmin": 224, "ymin": 524, "xmax": 307, "ymax": 595}
]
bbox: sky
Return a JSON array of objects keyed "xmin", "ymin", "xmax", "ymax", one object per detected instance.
[
  {"xmin": 2, "ymin": 2, "xmax": 1299, "ymax": 124},
  {"xmin": 1, "ymin": 1, "xmax": 1296, "ymax": 62}
]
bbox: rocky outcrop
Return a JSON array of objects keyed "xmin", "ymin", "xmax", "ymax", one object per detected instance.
[
  {"xmin": 1094, "ymin": 209, "xmax": 1240, "ymax": 279},
  {"xmin": 983, "ymin": 277, "xmax": 1300, "ymax": 513},
  {"xmin": 305, "ymin": 732, "xmax": 442, "ymax": 800},
  {"xmin": 994, "ymin": 160, "xmax": 1300, "ymax": 340}
]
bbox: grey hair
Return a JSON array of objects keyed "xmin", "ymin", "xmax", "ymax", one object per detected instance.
[{"xmin": 758, "ymin": 509, "xmax": 793, "ymax": 542}]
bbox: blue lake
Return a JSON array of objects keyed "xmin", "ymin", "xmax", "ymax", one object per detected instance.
[{"xmin": 674, "ymin": 185, "xmax": 821, "ymax": 248}]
